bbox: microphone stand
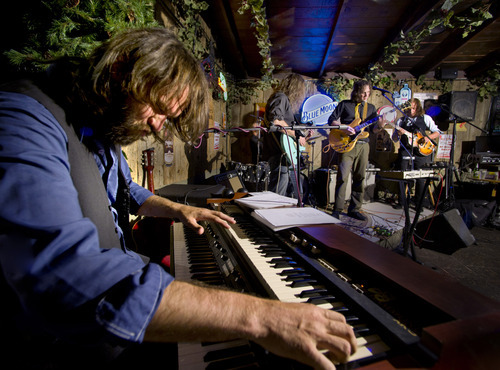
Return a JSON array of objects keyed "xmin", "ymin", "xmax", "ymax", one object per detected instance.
[
  {"xmin": 435, "ymin": 105, "xmax": 487, "ymax": 207},
  {"xmin": 376, "ymin": 93, "xmax": 426, "ymax": 260},
  {"xmin": 274, "ymin": 124, "xmax": 346, "ymax": 207},
  {"xmin": 377, "ymin": 93, "xmax": 415, "ymax": 170}
]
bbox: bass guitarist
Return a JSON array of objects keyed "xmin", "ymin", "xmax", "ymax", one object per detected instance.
[
  {"xmin": 262, "ymin": 73, "xmax": 309, "ymax": 199},
  {"xmin": 392, "ymin": 98, "xmax": 441, "ymax": 209},
  {"xmin": 329, "ymin": 80, "xmax": 382, "ymax": 221}
]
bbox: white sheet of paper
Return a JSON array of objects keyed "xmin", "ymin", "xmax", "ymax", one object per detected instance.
[
  {"xmin": 235, "ymin": 191, "xmax": 299, "ymax": 209},
  {"xmin": 252, "ymin": 206, "xmax": 339, "ymax": 231}
]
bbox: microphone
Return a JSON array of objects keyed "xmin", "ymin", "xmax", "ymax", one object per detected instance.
[
  {"xmin": 372, "ymin": 86, "xmax": 391, "ymax": 94},
  {"xmin": 268, "ymin": 125, "xmax": 282, "ymax": 132}
]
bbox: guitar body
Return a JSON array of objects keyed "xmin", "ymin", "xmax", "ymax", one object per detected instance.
[
  {"xmin": 329, "ymin": 118, "xmax": 369, "ymax": 153},
  {"xmin": 132, "ymin": 217, "xmax": 173, "ymax": 266},
  {"xmin": 328, "ymin": 130, "xmax": 358, "ymax": 153},
  {"xmin": 396, "ymin": 127, "xmax": 436, "ymax": 156},
  {"xmin": 413, "ymin": 132, "xmax": 435, "ymax": 156},
  {"xmin": 280, "ymin": 133, "xmax": 306, "ymax": 167},
  {"xmin": 133, "ymin": 148, "xmax": 172, "ymax": 268},
  {"xmin": 328, "ymin": 102, "xmax": 411, "ymax": 154}
]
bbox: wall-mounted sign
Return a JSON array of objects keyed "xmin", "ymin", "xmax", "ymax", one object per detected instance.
[
  {"xmin": 213, "ymin": 121, "xmax": 220, "ymax": 150},
  {"xmin": 399, "ymin": 83, "xmax": 412, "ymax": 104},
  {"xmin": 301, "ymin": 94, "xmax": 337, "ymax": 125},
  {"xmin": 377, "ymin": 105, "xmax": 398, "ymax": 125},
  {"xmin": 218, "ymin": 72, "xmax": 227, "ymax": 101}
]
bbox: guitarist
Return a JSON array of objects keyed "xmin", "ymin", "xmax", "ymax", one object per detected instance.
[
  {"xmin": 392, "ymin": 98, "xmax": 441, "ymax": 208},
  {"xmin": 262, "ymin": 73, "xmax": 309, "ymax": 198},
  {"xmin": 329, "ymin": 80, "xmax": 381, "ymax": 221}
]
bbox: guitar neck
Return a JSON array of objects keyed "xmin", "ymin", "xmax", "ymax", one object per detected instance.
[
  {"xmin": 356, "ymin": 102, "xmax": 410, "ymax": 131},
  {"xmin": 146, "ymin": 170, "xmax": 154, "ymax": 193}
]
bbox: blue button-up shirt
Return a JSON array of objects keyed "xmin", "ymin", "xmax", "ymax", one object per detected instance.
[{"xmin": 0, "ymin": 91, "xmax": 174, "ymax": 343}]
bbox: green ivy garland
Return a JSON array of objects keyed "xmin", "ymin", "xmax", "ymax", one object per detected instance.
[
  {"xmin": 229, "ymin": 0, "xmax": 281, "ymax": 104},
  {"xmin": 237, "ymin": 0, "xmax": 277, "ymax": 85}
]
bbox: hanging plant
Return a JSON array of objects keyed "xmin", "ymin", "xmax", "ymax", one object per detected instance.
[
  {"xmin": 4, "ymin": 0, "xmax": 159, "ymax": 72},
  {"xmin": 171, "ymin": 0, "xmax": 209, "ymax": 60},
  {"xmin": 316, "ymin": 75, "xmax": 354, "ymax": 102},
  {"xmin": 469, "ymin": 63, "xmax": 500, "ymax": 101},
  {"xmin": 235, "ymin": 0, "xmax": 280, "ymax": 101},
  {"xmin": 238, "ymin": 0, "xmax": 277, "ymax": 82},
  {"xmin": 227, "ymin": 78, "xmax": 261, "ymax": 106}
]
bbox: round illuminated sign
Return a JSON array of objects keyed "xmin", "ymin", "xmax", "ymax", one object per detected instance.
[
  {"xmin": 377, "ymin": 105, "xmax": 398, "ymax": 125},
  {"xmin": 301, "ymin": 94, "xmax": 337, "ymax": 126}
]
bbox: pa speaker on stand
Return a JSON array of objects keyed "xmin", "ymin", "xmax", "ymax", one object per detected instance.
[{"xmin": 437, "ymin": 91, "xmax": 478, "ymax": 130}]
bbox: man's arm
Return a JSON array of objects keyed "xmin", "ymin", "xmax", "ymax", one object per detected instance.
[
  {"xmin": 145, "ymin": 280, "xmax": 357, "ymax": 370},
  {"xmin": 137, "ymin": 194, "xmax": 235, "ymax": 235}
]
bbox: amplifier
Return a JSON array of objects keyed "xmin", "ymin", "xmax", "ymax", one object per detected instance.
[
  {"xmin": 472, "ymin": 153, "xmax": 500, "ymax": 164},
  {"xmin": 313, "ymin": 167, "xmax": 379, "ymax": 206}
]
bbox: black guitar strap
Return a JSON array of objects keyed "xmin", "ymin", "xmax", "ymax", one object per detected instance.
[{"xmin": 264, "ymin": 118, "xmax": 289, "ymax": 165}]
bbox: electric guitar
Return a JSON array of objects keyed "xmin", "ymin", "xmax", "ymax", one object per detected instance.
[
  {"xmin": 387, "ymin": 122, "xmax": 436, "ymax": 156},
  {"xmin": 329, "ymin": 102, "xmax": 410, "ymax": 153},
  {"xmin": 133, "ymin": 147, "xmax": 173, "ymax": 266},
  {"xmin": 281, "ymin": 133, "xmax": 306, "ymax": 168}
]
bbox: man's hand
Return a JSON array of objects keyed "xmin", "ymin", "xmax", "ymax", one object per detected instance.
[
  {"xmin": 137, "ymin": 195, "xmax": 236, "ymax": 235},
  {"xmin": 175, "ymin": 204, "xmax": 236, "ymax": 235},
  {"xmin": 331, "ymin": 119, "xmax": 355, "ymax": 135},
  {"xmin": 251, "ymin": 299, "xmax": 357, "ymax": 369}
]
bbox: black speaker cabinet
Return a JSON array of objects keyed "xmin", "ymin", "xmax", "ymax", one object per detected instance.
[
  {"xmin": 416, "ymin": 208, "xmax": 475, "ymax": 254},
  {"xmin": 434, "ymin": 68, "xmax": 458, "ymax": 80},
  {"xmin": 438, "ymin": 91, "xmax": 478, "ymax": 122}
]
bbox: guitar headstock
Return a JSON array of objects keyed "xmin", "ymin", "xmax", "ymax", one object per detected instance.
[
  {"xmin": 398, "ymin": 101, "xmax": 412, "ymax": 110},
  {"xmin": 142, "ymin": 148, "xmax": 155, "ymax": 171}
]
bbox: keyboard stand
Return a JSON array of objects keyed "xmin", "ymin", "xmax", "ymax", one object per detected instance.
[{"xmin": 380, "ymin": 176, "xmax": 433, "ymax": 262}]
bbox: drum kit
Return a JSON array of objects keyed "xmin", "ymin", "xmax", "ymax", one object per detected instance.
[
  {"xmin": 227, "ymin": 134, "xmax": 323, "ymax": 204},
  {"xmin": 227, "ymin": 161, "xmax": 271, "ymax": 192}
]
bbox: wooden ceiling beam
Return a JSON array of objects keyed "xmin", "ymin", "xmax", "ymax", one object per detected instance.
[
  {"xmin": 466, "ymin": 49, "xmax": 500, "ymax": 78},
  {"xmin": 318, "ymin": 0, "xmax": 346, "ymax": 78}
]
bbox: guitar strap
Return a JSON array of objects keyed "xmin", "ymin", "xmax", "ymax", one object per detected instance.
[
  {"xmin": 413, "ymin": 116, "xmax": 428, "ymax": 134},
  {"xmin": 355, "ymin": 102, "xmax": 368, "ymax": 121}
]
